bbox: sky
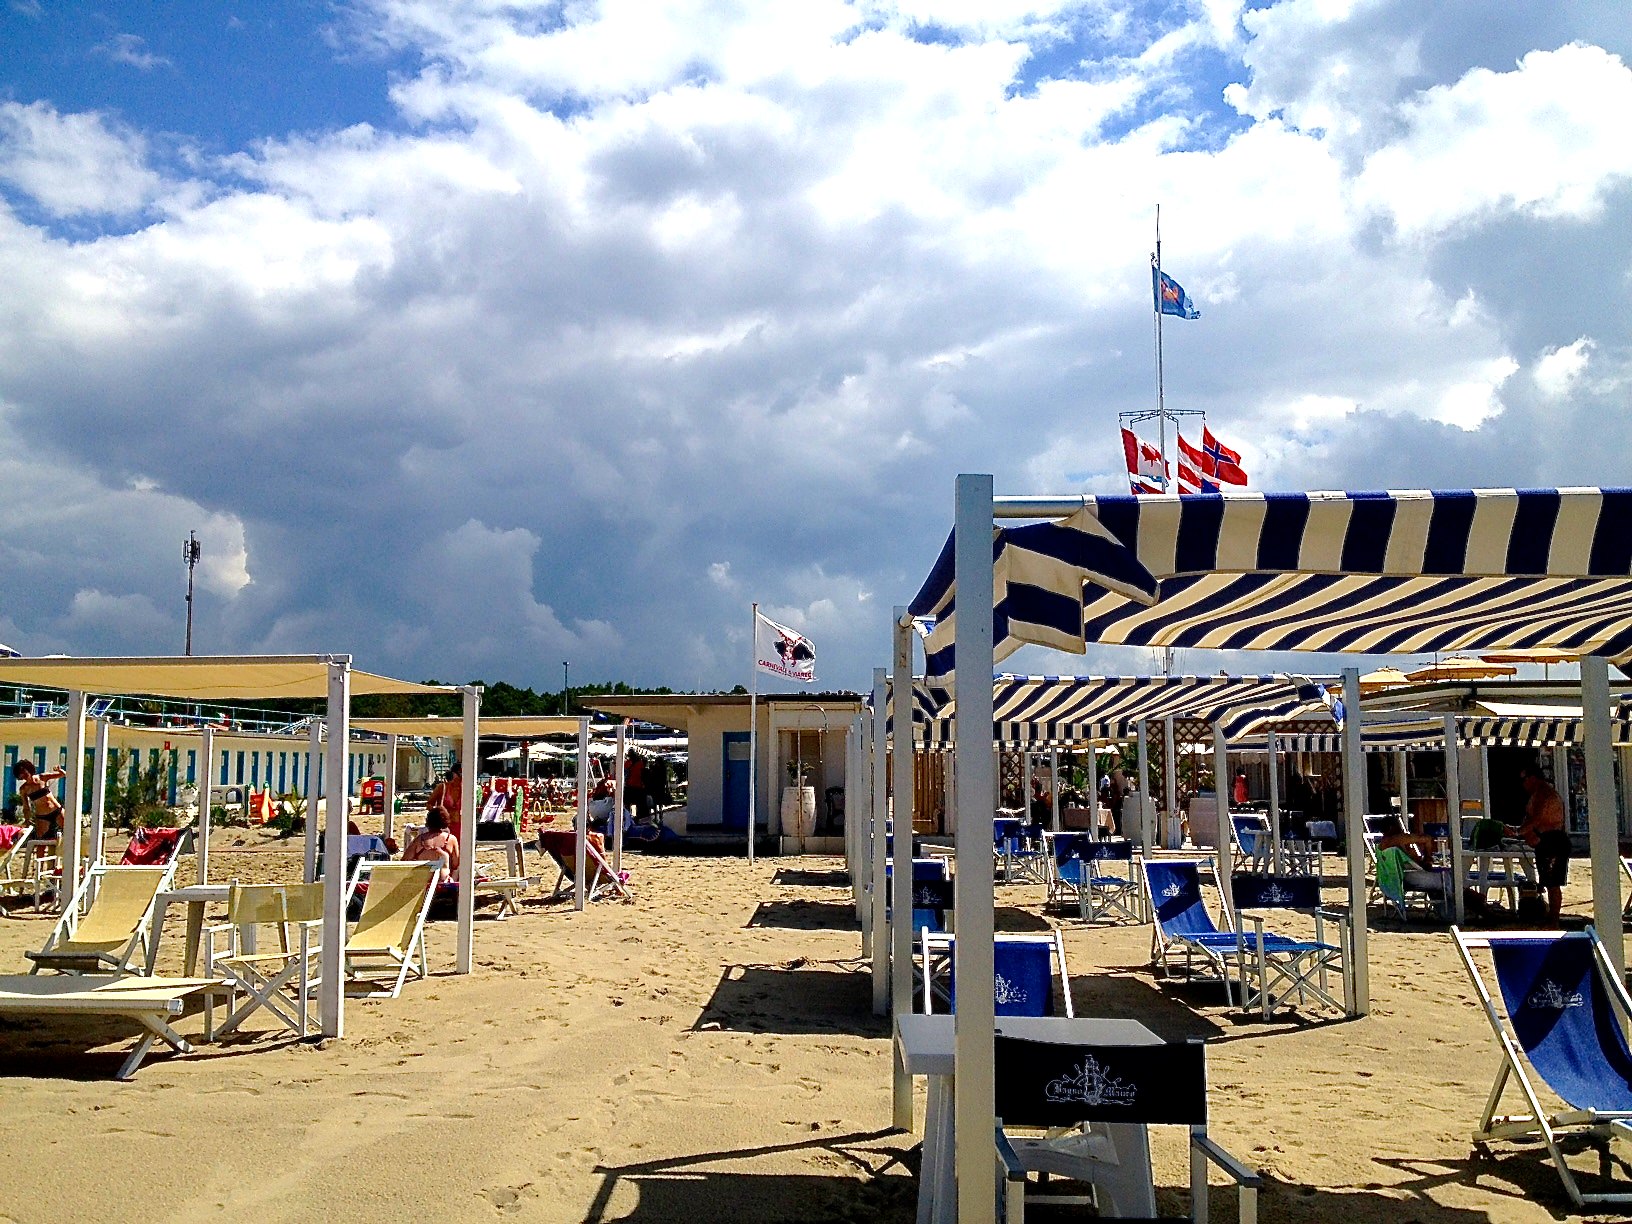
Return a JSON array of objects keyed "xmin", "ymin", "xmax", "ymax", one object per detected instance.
[{"xmin": 0, "ymin": 1, "xmax": 1629, "ymax": 694}]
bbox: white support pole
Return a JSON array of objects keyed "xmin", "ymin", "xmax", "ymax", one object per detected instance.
[
  {"xmin": 1479, "ymin": 747, "xmax": 1492, "ymax": 823},
  {"xmin": 855, "ymin": 716, "xmax": 873, "ymax": 951},
  {"xmin": 1085, "ymin": 744, "xmax": 1098, "ymax": 838},
  {"xmin": 60, "ymin": 690, "xmax": 87, "ymax": 914},
  {"xmin": 456, "ymin": 685, "xmax": 480, "ymax": 974},
  {"xmin": 89, "ymin": 718, "xmax": 109, "ymax": 874},
  {"xmin": 1395, "ymin": 749, "xmax": 1408, "ymax": 824},
  {"xmin": 749, "ymin": 602, "xmax": 759, "ymax": 865},
  {"xmin": 1136, "ymin": 722, "xmax": 1153, "ymax": 850},
  {"xmin": 613, "ymin": 722, "xmax": 627, "ymax": 874},
  {"xmin": 953, "ymin": 473, "xmax": 996, "ymax": 1224},
  {"xmin": 1049, "ymin": 747, "xmax": 1061, "ymax": 832},
  {"xmin": 320, "ymin": 660, "xmax": 351, "ymax": 1039},
  {"xmin": 575, "ymin": 717, "xmax": 590, "ymax": 912},
  {"xmin": 1162, "ymin": 716, "xmax": 1178, "ymax": 829},
  {"xmin": 197, "ymin": 726, "xmax": 214, "ymax": 886},
  {"xmin": 1341, "ymin": 668, "xmax": 1369, "ymax": 1015},
  {"xmin": 870, "ymin": 667, "xmax": 889, "ymax": 1016},
  {"xmin": 1022, "ymin": 750, "xmax": 1033, "ymax": 824},
  {"xmin": 305, "ymin": 720, "xmax": 323, "ymax": 882},
  {"xmin": 1582, "ymin": 656, "xmax": 1624, "ymax": 977},
  {"xmin": 1444, "ymin": 716, "xmax": 1465, "ymax": 925},
  {"xmin": 1267, "ymin": 731, "xmax": 1283, "ymax": 874},
  {"xmin": 890, "ymin": 608, "xmax": 915, "ymax": 1131},
  {"xmin": 1212, "ymin": 724, "xmax": 1233, "ymax": 927},
  {"xmin": 382, "ymin": 734, "xmax": 399, "ymax": 840}
]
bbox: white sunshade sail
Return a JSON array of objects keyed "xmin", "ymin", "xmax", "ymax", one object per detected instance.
[{"xmin": 0, "ymin": 655, "xmax": 451, "ymax": 700}]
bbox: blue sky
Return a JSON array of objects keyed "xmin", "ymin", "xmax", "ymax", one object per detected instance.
[{"xmin": 0, "ymin": 1, "xmax": 1629, "ymax": 692}]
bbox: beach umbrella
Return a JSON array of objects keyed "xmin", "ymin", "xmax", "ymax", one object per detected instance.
[
  {"xmin": 1406, "ymin": 655, "xmax": 1518, "ymax": 682},
  {"xmin": 1358, "ymin": 666, "xmax": 1411, "ymax": 694}
]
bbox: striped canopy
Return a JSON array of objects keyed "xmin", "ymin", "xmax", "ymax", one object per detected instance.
[
  {"xmin": 1237, "ymin": 715, "xmax": 1632, "ymax": 752},
  {"xmin": 910, "ymin": 489, "xmax": 1632, "ymax": 682},
  {"xmin": 911, "ymin": 673, "xmax": 1329, "ymax": 747}
]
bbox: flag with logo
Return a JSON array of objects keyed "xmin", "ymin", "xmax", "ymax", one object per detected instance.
[
  {"xmin": 1120, "ymin": 427, "xmax": 1168, "ymax": 495},
  {"xmin": 1152, "ymin": 266, "xmax": 1200, "ymax": 320},
  {"xmin": 755, "ymin": 612, "xmax": 816, "ymax": 682}
]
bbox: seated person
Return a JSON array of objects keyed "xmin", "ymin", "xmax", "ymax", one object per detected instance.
[
  {"xmin": 402, "ymin": 810, "xmax": 459, "ymax": 883},
  {"xmin": 1375, "ymin": 815, "xmax": 1444, "ymax": 894}
]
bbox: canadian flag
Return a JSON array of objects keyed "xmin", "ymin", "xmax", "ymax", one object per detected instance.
[{"xmin": 1120, "ymin": 428, "xmax": 1168, "ymax": 495}]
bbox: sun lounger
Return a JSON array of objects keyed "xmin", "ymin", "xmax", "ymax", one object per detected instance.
[
  {"xmin": 1452, "ymin": 927, "xmax": 1632, "ymax": 1206},
  {"xmin": 119, "ymin": 825, "xmax": 192, "ymax": 866},
  {"xmin": 1143, "ymin": 858, "xmax": 1300, "ymax": 1009},
  {"xmin": 0, "ymin": 973, "xmax": 218, "ymax": 1079},
  {"xmin": 337, "ymin": 861, "xmax": 438, "ymax": 998},
  {"xmin": 537, "ymin": 829, "xmax": 631, "ymax": 902},
  {"xmin": 26, "ymin": 862, "xmax": 177, "ymax": 975}
]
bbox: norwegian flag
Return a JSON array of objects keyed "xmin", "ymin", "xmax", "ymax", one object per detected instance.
[
  {"xmin": 1175, "ymin": 434, "xmax": 1219, "ymax": 494},
  {"xmin": 1202, "ymin": 426, "xmax": 1248, "ymax": 485},
  {"xmin": 1120, "ymin": 427, "xmax": 1168, "ymax": 495}
]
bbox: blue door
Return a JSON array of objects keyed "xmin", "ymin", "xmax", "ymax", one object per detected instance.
[{"xmin": 722, "ymin": 732, "xmax": 752, "ymax": 830}]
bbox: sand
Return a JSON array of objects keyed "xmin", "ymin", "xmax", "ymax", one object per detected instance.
[{"xmin": 0, "ymin": 830, "xmax": 1624, "ymax": 1223}]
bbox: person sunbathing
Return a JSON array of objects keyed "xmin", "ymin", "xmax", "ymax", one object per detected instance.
[
  {"xmin": 1376, "ymin": 814, "xmax": 1446, "ymax": 897},
  {"xmin": 402, "ymin": 809, "xmax": 459, "ymax": 882}
]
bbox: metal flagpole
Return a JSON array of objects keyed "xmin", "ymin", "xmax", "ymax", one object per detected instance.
[
  {"xmin": 1155, "ymin": 204, "xmax": 1166, "ymax": 486},
  {"xmin": 748, "ymin": 601, "xmax": 758, "ymax": 864}
]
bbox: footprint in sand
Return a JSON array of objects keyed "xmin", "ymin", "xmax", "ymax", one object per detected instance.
[{"xmin": 479, "ymin": 1183, "xmax": 536, "ymax": 1214}]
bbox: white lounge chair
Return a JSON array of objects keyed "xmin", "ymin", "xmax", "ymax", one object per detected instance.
[
  {"xmin": 26, "ymin": 862, "xmax": 177, "ymax": 975},
  {"xmin": 0, "ymin": 973, "xmax": 218, "ymax": 1079},
  {"xmin": 338, "ymin": 860, "xmax": 438, "ymax": 998}
]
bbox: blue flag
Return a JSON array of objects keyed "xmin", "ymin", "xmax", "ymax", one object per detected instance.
[{"xmin": 1153, "ymin": 267, "xmax": 1200, "ymax": 319}]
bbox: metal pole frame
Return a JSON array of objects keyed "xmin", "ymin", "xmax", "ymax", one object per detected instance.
[
  {"xmin": 60, "ymin": 690, "xmax": 87, "ymax": 915},
  {"xmin": 1341, "ymin": 667, "xmax": 1369, "ymax": 1015},
  {"xmin": 320, "ymin": 660, "xmax": 351, "ymax": 1038},
  {"xmin": 383, "ymin": 733, "xmax": 399, "ymax": 841},
  {"xmin": 1267, "ymin": 730, "xmax": 1283, "ymax": 874},
  {"xmin": 575, "ymin": 716, "xmax": 590, "ymax": 911},
  {"xmin": 197, "ymin": 726, "xmax": 214, "ymax": 886},
  {"xmin": 89, "ymin": 717, "xmax": 110, "ymax": 880},
  {"xmin": 952, "ymin": 473, "xmax": 997, "ymax": 1224},
  {"xmin": 1444, "ymin": 715, "xmax": 1465, "ymax": 925},
  {"xmin": 614, "ymin": 722, "xmax": 627, "ymax": 875},
  {"xmin": 1136, "ymin": 721, "xmax": 1153, "ymax": 850},
  {"xmin": 456, "ymin": 684, "xmax": 481, "ymax": 973},
  {"xmin": 305, "ymin": 720, "xmax": 323, "ymax": 882},
  {"xmin": 890, "ymin": 607, "xmax": 915, "ymax": 1130},
  {"xmin": 870, "ymin": 667, "xmax": 889, "ymax": 1015},
  {"xmin": 1583, "ymin": 656, "xmax": 1624, "ymax": 977},
  {"xmin": 1049, "ymin": 746, "xmax": 1061, "ymax": 832}
]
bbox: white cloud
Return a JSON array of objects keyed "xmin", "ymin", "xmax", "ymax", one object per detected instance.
[
  {"xmin": 92, "ymin": 34, "xmax": 172, "ymax": 72},
  {"xmin": 0, "ymin": 101, "xmax": 163, "ymax": 216},
  {"xmin": 1533, "ymin": 337, "xmax": 1592, "ymax": 399}
]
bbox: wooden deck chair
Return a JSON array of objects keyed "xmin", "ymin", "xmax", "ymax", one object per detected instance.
[
  {"xmin": 339, "ymin": 861, "xmax": 437, "ymax": 997},
  {"xmin": 26, "ymin": 862, "xmax": 176, "ymax": 975},
  {"xmin": 537, "ymin": 829, "xmax": 631, "ymax": 902},
  {"xmin": 1452, "ymin": 927, "xmax": 1632, "ymax": 1207},
  {"xmin": 994, "ymin": 1035, "xmax": 1260, "ymax": 1221},
  {"xmin": 206, "ymin": 882, "xmax": 323, "ymax": 1038}
]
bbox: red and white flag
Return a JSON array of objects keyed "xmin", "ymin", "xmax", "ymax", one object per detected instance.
[
  {"xmin": 1120, "ymin": 427, "xmax": 1169, "ymax": 495},
  {"xmin": 1175, "ymin": 433, "xmax": 1217, "ymax": 494},
  {"xmin": 1202, "ymin": 426, "xmax": 1248, "ymax": 486}
]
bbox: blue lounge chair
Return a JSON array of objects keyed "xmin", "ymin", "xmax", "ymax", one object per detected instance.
[
  {"xmin": 885, "ymin": 857, "xmax": 947, "ymax": 925},
  {"xmin": 910, "ymin": 877, "xmax": 954, "ymax": 935},
  {"xmin": 919, "ymin": 929, "xmax": 1073, "ymax": 1017},
  {"xmin": 993, "ymin": 1035, "xmax": 1260, "ymax": 1221},
  {"xmin": 1045, "ymin": 832, "xmax": 1091, "ymax": 915},
  {"xmin": 1231, "ymin": 873, "xmax": 1350, "ymax": 1017},
  {"xmin": 1083, "ymin": 841, "xmax": 1144, "ymax": 925},
  {"xmin": 1452, "ymin": 927, "xmax": 1632, "ymax": 1207},
  {"xmin": 1143, "ymin": 858, "xmax": 1298, "ymax": 1008}
]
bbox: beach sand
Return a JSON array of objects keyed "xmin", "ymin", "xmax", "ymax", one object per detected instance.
[{"xmin": 0, "ymin": 832, "xmax": 1623, "ymax": 1222}]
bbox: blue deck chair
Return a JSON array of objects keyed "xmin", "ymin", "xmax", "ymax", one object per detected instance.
[
  {"xmin": 995, "ymin": 818, "xmax": 1045, "ymax": 886},
  {"xmin": 1230, "ymin": 813, "xmax": 1271, "ymax": 874},
  {"xmin": 884, "ymin": 857, "xmax": 946, "ymax": 925},
  {"xmin": 910, "ymin": 877, "xmax": 954, "ymax": 935},
  {"xmin": 1143, "ymin": 858, "xmax": 1297, "ymax": 1008},
  {"xmin": 1231, "ymin": 873, "xmax": 1351, "ymax": 1018},
  {"xmin": 993, "ymin": 1036, "xmax": 1260, "ymax": 1222},
  {"xmin": 919, "ymin": 929, "xmax": 1073, "ymax": 1017},
  {"xmin": 1083, "ymin": 841, "xmax": 1143, "ymax": 925},
  {"xmin": 1452, "ymin": 927, "xmax": 1632, "ymax": 1207},
  {"xmin": 1045, "ymin": 833, "xmax": 1091, "ymax": 915}
]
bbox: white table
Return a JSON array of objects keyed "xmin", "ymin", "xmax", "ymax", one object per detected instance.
[
  {"xmin": 895, "ymin": 1013, "xmax": 1162, "ymax": 1222},
  {"xmin": 1460, "ymin": 847, "xmax": 1538, "ymax": 910},
  {"xmin": 145, "ymin": 884, "xmax": 234, "ymax": 975}
]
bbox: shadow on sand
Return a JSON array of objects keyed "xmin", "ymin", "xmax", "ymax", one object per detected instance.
[
  {"xmin": 771, "ymin": 867, "xmax": 849, "ymax": 888},
  {"xmin": 747, "ymin": 900, "xmax": 860, "ymax": 931},
  {"xmin": 585, "ymin": 1127, "xmax": 916, "ymax": 1223},
  {"xmin": 695, "ymin": 962, "xmax": 887, "ymax": 1036}
]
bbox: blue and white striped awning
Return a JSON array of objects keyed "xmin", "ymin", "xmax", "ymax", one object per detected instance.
[
  {"xmin": 910, "ymin": 489, "xmax": 1632, "ymax": 682},
  {"xmin": 914, "ymin": 673, "xmax": 1330, "ymax": 747},
  {"xmin": 1237, "ymin": 716, "xmax": 1632, "ymax": 752}
]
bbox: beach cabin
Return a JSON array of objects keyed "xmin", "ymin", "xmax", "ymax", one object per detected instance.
[{"xmin": 584, "ymin": 693, "xmax": 862, "ymax": 852}]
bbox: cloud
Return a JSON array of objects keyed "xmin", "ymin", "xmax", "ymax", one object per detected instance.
[
  {"xmin": 0, "ymin": 101, "xmax": 164, "ymax": 216},
  {"xmin": 0, "ymin": 2, "xmax": 1628, "ymax": 691},
  {"xmin": 92, "ymin": 33, "xmax": 173, "ymax": 72}
]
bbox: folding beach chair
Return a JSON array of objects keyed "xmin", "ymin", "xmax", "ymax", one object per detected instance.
[
  {"xmin": 1230, "ymin": 813, "xmax": 1272, "ymax": 874},
  {"xmin": 1452, "ymin": 927, "xmax": 1632, "ymax": 1207},
  {"xmin": 993, "ymin": 1035, "xmax": 1260, "ymax": 1222},
  {"xmin": 1231, "ymin": 873, "xmax": 1350, "ymax": 1018},
  {"xmin": 471, "ymin": 820, "xmax": 532, "ymax": 917},
  {"xmin": 1143, "ymin": 858, "xmax": 1295, "ymax": 1009},
  {"xmin": 1084, "ymin": 841, "xmax": 1144, "ymax": 925},
  {"xmin": 909, "ymin": 877, "xmax": 954, "ymax": 936},
  {"xmin": 26, "ymin": 862, "xmax": 177, "ymax": 975},
  {"xmin": 997, "ymin": 823, "xmax": 1048, "ymax": 887},
  {"xmin": 0, "ymin": 824, "xmax": 34, "ymax": 908},
  {"xmin": 205, "ymin": 882, "xmax": 323, "ymax": 1038},
  {"xmin": 919, "ymin": 929, "xmax": 1073, "ymax": 1018},
  {"xmin": 886, "ymin": 857, "xmax": 946, "ymax": 924},
  {"xmin": 119, "ymin": 825, "xmax": 192, "ymax": 866},
  {"xmin": 537, "ymin": 829, "xmax": 631, "ymax": 902},
  {"xmin": 338, "ymin": 860, "xmax": 438, "ymax": 997}
]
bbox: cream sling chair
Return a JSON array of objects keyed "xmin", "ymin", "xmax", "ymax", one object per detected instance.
[{"xmin": 337, "ymin": 860, "xmax": 438, "ymax": 998}]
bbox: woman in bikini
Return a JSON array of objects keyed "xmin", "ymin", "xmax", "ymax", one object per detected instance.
[{"xmin": 13, "ymin": 759, "xmax": 66, "ymax": 849}]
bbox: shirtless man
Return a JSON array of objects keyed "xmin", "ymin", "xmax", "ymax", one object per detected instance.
[{"xmin": 1508, "ymin": 764, "xmax": 1569, "ymax": 924}]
